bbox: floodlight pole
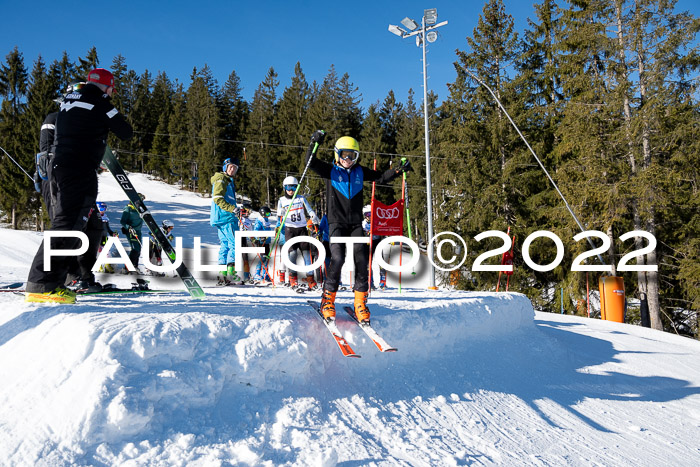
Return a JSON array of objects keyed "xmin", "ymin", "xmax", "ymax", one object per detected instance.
[
  {"xmin": 420, "ymin": 15, "xmax": 437, "ymax": 290},
  {"xmin": 388, "ymin": 10, "xmax": 446, "ymax": 290}
]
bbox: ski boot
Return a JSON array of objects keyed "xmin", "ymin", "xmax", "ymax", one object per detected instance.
[
  {"xmin": 217, "ymin": 275, "xmax": 232, "ymax": 286},
  {"xmin": 290, "ymin": 275, "xmax": 300, "ymax": 290},
  {"xmin": 132, "ymin": 278, "xmax": 150, "ymax": 291},
  {"xmin": 305, "ymin": 275, "xmax": 318, "ymax": 291},
  {"xmin": 25, "ymin": 286, "xmax": 77, "ymax": 304},
  {"xmin": 228, "ymin": 272, "xmax": 245, "ymax": 285},
  {"xmin": 76, "ymin": 280, "xmax": 104, "ymax": 293},
  {"xmin": 320, "ymin": 289, "xmax": 337, "ymax": 322},
  {"xmin": 378, "ymin": 280, "xmax": 387, "ymax": 291},
  {"xmin": 354, "ymin": 290, "xmax": 370, "ymax": 325}
]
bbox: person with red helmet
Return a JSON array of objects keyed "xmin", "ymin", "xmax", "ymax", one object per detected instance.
[{"xmin": 25, "ymin": 68, "xmax": 133, "ymax": 303}]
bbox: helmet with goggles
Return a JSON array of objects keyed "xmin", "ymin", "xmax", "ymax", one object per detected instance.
[
  {"xmin": 222, "ymin": 157, "xmax": 240, "ymax": 173},
  {"xmin": 334, "ymin": 136, "xmax": 360, "ymax": 166},
  {"xmin": 283, "ymin": 175, "xmax": 299, "ymax": 192}
]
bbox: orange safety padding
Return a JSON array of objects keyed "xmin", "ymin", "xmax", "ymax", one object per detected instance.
[{"xmin": 599, "ymin": 276, "xmax": 626, "ymax": 323}]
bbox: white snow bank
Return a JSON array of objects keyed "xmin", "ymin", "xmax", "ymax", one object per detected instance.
[{"xmin": 0, "ymin": 288, "xmax": 533, "ymax": 465}]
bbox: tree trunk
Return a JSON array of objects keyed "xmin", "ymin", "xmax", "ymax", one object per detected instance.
[
  {"xmin": 645, "ymin": 218, "xmax": 662, "ymax": 330},
  {"xmin": 607, "ymin": 224, "xmax": 617, "ymax": 276}
]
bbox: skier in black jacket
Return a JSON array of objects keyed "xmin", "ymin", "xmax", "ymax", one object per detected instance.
[
  {"xmin": 26, "ymin": 68, "xmax": 133, "ymax": 303},
  {"xmin": 37, "ymin": 82, "xmax": 82, "ymax": 218},
  {"xmin": 307, "ymin": 131, "xmax": 410, "ymax": 324}
]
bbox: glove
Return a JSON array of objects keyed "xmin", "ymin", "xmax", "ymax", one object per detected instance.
[
  {"xmin": 310, "ymin": 130, "xmax": 325, "ymax": 145},
  {"xmin": 396, "ymin": 158, "xmax": 412, "ymax": 174},
  {"xmin": 121, "ymin": 226, "xmax": 128, "ymax": 235},
  {"xmin": 305, "ymin": 130, "xmax": 325, "ymax": 161}
]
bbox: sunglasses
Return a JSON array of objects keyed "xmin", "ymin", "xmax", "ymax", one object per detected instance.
[{"xmin": 284, "ymin": 185, "xmax": 298, "ymax": 191}]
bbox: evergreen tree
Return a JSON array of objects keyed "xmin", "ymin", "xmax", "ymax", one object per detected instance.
[
  {"xmin": 187, "ymin": 67, "xmax": 222, "ymax": 193},
  {"xmin": 167, "ymin": 83, "xmax": 191, "ymax": 188},
  {"xmin": 76, "ymin": 46, "xmax": 99, "ymax": 78},
  {"xmin": 610, "ymin": 0, "xmax": 700, "ymax": 330},
  {"xmin": 147, "ymin": 71, "xmax": 175, "ymax": 178},
  {"xmin": 219, "ymin": 69, "xmax": 248, "ymax": 159},
  {"xmin": 435, "ymin": 0, "xmax": 521, "ymax": 290},
  {"xmin": 130, "ymin": 69, "xmax": 153, "ymax": 171},
  {"xmin": 0, "ymin": 47, "xmax": 31, "ymax": 228},
  {"xmin": 108, "ymin": 55, "xmax": 139, "ymax": 165},
  {"xmin": 25, "ymin": 56, "xmax": 59, "ymax": 228},
  {"xmin": 396, "ymin": 89, "xmax": 427, "ymax": 242},
  {"xmin": 276, "ymin": 62, "xmax": 312, "ymax": 206},
  {"xmin": 53, "ymin": 52, "xmax": 77, "ymax": 91},
  {"xmin": 244, "ymin": 67, "xmax": 279, "ymax": 207}
]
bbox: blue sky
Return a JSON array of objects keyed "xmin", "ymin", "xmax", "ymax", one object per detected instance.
[{"xmin": 2, "ymin": 0, "xmax": 698, "ymax": 109}]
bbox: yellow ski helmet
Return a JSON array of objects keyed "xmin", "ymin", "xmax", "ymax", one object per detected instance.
[{"xmin": 334, "ymin": 136, "xmax": 360, "ymax": 165}]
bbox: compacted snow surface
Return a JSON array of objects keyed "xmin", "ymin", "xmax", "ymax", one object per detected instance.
[{"xmin": 0, "ymin": 172, "xmax": 699, "ymax": 466}]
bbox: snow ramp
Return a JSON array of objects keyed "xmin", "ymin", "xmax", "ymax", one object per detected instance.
[{"xmin": 0, "ymin": 289, "xmax": 534, "ymax": 464}]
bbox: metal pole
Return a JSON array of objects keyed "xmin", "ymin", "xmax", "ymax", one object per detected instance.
[{"xmin": 422, "ymin": 16, "xmax": 436, "ymax": 290}]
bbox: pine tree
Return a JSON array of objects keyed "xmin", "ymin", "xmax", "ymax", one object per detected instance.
[
  {"xmin": 396, "ymin": 89, "xmax": 426, "ymax": 242},
  {"xmin": 147, "ymin": 71, "xmax": 174, "ymax": 178},
  {"xmin": 108, "ymin": 55, "xmax": 139, "ymax": 166},
  {"xmin": 244, "ymin": 67, "xmax": 279, "ymax": 207},
  {"xmin": 0, "ymin": 47, "xmax": 31, "ymax": 228},
  {"xmin": 435, "ymin": 0, "xmax": 521, "ymax": 291},
  {"xmin": 610, "ymin": 0, "xmax": 700, "ymax": 330},
  {"xmin": 167, "ymin": 83, "xmax": 190, "ymax": 188},
  {"xmin": 219, "ymin": 69, "xmax": 247, "ymax": 159},
  {"xmin": 276, "ymin": 62, "xmax": 312, "ymax": 207},
  {"xmin": 25, "ymin": 56, "xmax": 59, "ymax": 229},
  {"xmin": 76, "ymin": 46, "xmax": 99, "ymax": 78},
  {"xmin": 130, "ymin": 69, "xmax": 153, "ymax": 171},
  {"xmin": 187, "ymin": 66, "xmax": 222, "ymax": 193},
  {"xmin": 53, "ymin": 52, "xmax": 77, "ymax": 90}
]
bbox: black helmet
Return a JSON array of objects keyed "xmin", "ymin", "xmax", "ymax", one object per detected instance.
[{"xmin": 260, "ymin": 206, "xmax": 272, "ymax": 217}]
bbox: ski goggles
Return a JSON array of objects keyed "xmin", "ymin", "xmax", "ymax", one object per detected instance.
[
  {"xmin": 338, "ymin": 149, "xmax": 359, "ymax": 162},
  {"xmin": 284, "ymin": 184, "xmax": 298, "ymax": 192}
]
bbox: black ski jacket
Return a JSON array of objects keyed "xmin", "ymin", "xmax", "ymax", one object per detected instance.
[
  {"xmin": 308, "ymin": 155, "xmax": 401, "ymax": 226},
  {"xmin": 39, "ymin": 111, "xmax": 58, "ymax": 154},
  {"xmin": 54, "ymin": 83, "xmax": 132, "ymax": 170}
]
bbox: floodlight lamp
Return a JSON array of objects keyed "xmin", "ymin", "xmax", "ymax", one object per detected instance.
[
  {"xmin": 424, "ymin": 8, "xmax": 437, "ymax": 25},
  {"xmin": 388, "ymin": 24, "xmax": 405, "ymax": 37},
  {"xmin": 426, "ymin": 31, "xmax": 438, "ymax": 43},
  {"xmin": 401, "ymin": 17, "xmax": 419, "ymax": 31},
  {"xmin": 416, "ymin": 35, "xmax": 422, "ymax": 47}
]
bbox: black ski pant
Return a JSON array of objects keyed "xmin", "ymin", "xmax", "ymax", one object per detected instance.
[
  {"xmin": 127, "ymin": 233, "xmax": 142, "ymax": 269},
  {"xmin": 323, "ymin": 223, "xmax": 369, "ymax": 293},
  {"xmin": 284, "ymin": 225, "xmax": 314, "ymax": 279},
  {"xmin": 65, "ymin": 207, "xmax": 103, "ymax": 284},
  {"xmin": 27, "ymin": 166, "xmax": 98, "ymax": 293}
]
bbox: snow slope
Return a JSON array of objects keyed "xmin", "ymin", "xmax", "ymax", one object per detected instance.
[{"xmin": 0, "ymin": 172, "xmax": 699, "ymax": 466}]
